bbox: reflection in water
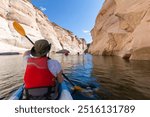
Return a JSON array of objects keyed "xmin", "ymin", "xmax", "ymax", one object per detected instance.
[
  {"xmin": 0, "ymin": 54, "xmax": 150, "ymax": 100},
  {"xmin": 92, "ymin": 56, "xmax": 150, "ymax": 99}
]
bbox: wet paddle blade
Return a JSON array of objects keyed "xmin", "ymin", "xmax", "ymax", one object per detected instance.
[
  {"xmin": 73, "ymin": 86, "xmax": 83, "ymax": 91},
  {"xmin": 13, "ymin": 21, "xmax": 26, "ymax": 36}
]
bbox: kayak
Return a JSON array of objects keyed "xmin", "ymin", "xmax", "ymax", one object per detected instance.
[{"xmin": 9, "ymin": 81, "xmax": 73, "ymax": 100}]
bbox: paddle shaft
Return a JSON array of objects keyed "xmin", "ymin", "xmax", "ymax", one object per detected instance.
[
  {"xmin": 65, "ymin": 78, "xmax": 89, "ymax": 87},
  {"xmin": 62, "ymin": 73, "xmax": 75, "ymax": 87},
  {"xmin": 25, "ymin": 35, "xmax": 34, "ymax": 45}
]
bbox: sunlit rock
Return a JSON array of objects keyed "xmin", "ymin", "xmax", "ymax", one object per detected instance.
[
  {"xmin": 89, "ymin": 0, "xmax": 150, "ymax": 60},
  {"xmin": 0, "ymin": 0, "xmax": 87, "ymax": 54}
]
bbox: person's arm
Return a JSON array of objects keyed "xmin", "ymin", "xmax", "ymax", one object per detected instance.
[
  {"xmin": 23, "ymin": 50, "xmax": 31, "ymax": 62},
  {"xmin": 56, "ymin": 70, "xmax": 64, "ymax": 83},
  {"xmin": 48, "ymin": 60, "xmax": 64, "ymax": 83},
  {"xmin": 23, "ymin": 50, "xmax": 31, "ymax": 58}
]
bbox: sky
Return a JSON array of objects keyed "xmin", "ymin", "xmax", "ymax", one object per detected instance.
[{"xmin": 31, "ymin": 0, "xmax": 105, "ymax": 43}]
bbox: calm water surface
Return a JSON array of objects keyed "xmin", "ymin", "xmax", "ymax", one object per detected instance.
[{"xmin": 0, "ymin": 54, "xmax": 150, "ymax": 100}]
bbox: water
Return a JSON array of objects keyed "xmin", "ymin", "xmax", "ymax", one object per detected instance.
[
  {"xmin": 0, "ymin": 55, "xmax": 24, "ymax": 99},
  {"xmin": 0, "ymin": 54, "xmax": 150, "ymax": 100}
]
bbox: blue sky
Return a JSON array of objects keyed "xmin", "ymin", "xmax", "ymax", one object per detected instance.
[{"xmin": 31, "ymin": 0, "xmax": 105, "ymax": 43}]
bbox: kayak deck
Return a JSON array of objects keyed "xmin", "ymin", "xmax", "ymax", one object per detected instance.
[{"xmin": 9, "ymin": 81, "xmax": 73, "ymax": 100}]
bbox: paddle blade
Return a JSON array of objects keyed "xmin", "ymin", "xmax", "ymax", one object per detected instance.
[
  {"xmin": 73, "ymin": 86, "xmax": 83, "ymax": 91},
  {"xmin": 13, "ymin": 21, "xmax": 26, "ymax": 36}
]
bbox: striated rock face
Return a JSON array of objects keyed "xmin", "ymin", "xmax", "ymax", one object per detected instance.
[
  {"xmin": 89, "ymin": 0, "xmax": 150, "ymax": 60},
  {"xmin": 0, "ymin": 0, "xmax": 86, "ymax": 54}
]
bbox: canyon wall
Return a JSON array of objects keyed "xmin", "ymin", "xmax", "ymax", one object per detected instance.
[
  {"xmin": 0, "ymin": 0, "xmax": 86, "ymax": 54},
  {"xmin": 89, "ymin": 0, "xmax": 150, "ymax": 60}
]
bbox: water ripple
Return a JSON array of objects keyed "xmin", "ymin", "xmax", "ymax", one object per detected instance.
[{"xmin": 0, "ymin": 54, "xmax": 150, "ymax": 100}]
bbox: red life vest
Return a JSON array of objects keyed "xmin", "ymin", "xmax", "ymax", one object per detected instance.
[{"xmin": 24, "ymin": 57, "xmax": 55, "ymax": 88}]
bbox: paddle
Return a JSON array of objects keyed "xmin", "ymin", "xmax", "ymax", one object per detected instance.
[
  {"xmin": 62, "ymin": 73, "xmax": 83, "ymax": 91},
  {"xmin": 13, "ymin": 21, "xmax": 84, "ymax": 92},
  {"xmin": 13, "ymin": 21, "xmax": 34, "ymax": 45}
]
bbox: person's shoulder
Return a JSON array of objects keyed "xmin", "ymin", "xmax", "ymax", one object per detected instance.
[
  {"xmin": 48, "ymin": 59, "xmax": 60, "ymax": 65},
  {"xmin": 48, "ymin": 59, "xmax": 59, "ymax": 62},
  {"xmin": 47, "ymin": 59, "xmax": 62, "ymax": 72}
]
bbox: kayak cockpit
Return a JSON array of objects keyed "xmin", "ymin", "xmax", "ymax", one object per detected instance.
[{"xmin": 9, "ymin": 81, "xmax": 73, "ymax": 100}]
